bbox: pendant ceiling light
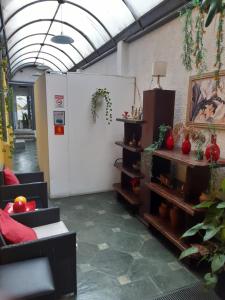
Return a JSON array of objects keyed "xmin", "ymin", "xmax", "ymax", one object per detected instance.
[{"xmin": 51, "ymin": 4, "xmax": 74, "ymax": 45}]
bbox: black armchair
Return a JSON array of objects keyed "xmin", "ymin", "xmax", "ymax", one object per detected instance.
[
  {"xmin": 0, "ymin": 208, "xmax": 77, "ymax": 297},
  {"xmin": 0, "ymin": 171, "xmax": 48, "ymax": 208}
]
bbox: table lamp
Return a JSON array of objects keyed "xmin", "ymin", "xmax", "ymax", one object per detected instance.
[{"xmin": 152, "ymin": 61, "xmax": 167, "ymax": 89}]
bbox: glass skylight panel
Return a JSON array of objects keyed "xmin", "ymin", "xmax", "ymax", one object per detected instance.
[
  {"xmin": 11, "ymin": 57, "xmax": 36, "ymax": 71},
  {"xmin": 55, "ymin": 3, "xmax": 110, "ymax": 48},
  {"xmin": 9, "ymin": 44, "xmax": 41, "ymax": 61},
  {"xmin": 48, "ymin": 23, "xmax": 93, "ymax": 58},
  {"xmin": 8, "ymin": 37, "xmax": 43, "ymax": 59},
  {"xmin": 37, "ymin": 52, "xmax": 67, "ymax": 72},
  {"xmin": 36, "ymin": 58, "xmax": 59, "ymax": 71},
  {"xmin": 41, "ymin": 45, "xmax": 74, "ymax": 69},
  {"xmin": 1, "ymin": 0, "xmax": 38, "ymax": 21},
  {"xmin": 5, "ymin": 2, "xmax": 58, "ymax": 38},
  {"xmin": 69, "ymin": 0, "xmax": 134, "ymax": 36},
  {"xmin": 7, "ymin": 21, "xmax": 50, "ymax": 51},
  {"xmin": 126, "ymin": 0, "xmax": 164, "ymax": 18},
  {"xmin": 11, "ymin": 52, "xmax": 40, "ymax": 66}
]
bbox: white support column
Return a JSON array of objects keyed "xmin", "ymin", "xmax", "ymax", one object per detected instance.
[{"xmin": 117, "ymin": 41, "xmax": 128, "ymax": 76}]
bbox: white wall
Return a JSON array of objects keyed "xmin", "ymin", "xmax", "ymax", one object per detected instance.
[
  {"xmin": 43, "ymin": 72, "xmax": 135, "ymax": 198},
  {"xmin": 83, "ymin": 16, "xmax": 225, "ymax": 158}
]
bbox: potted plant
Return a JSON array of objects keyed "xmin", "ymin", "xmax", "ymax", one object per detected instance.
[{"xmin": 180, "ymin": 170, "xmax": 225, "ymax": 297}]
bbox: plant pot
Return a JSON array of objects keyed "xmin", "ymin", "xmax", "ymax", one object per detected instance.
[
  {"xmin": 170, "ymin": 207, "xmax": 180, "ymax": 229},
  {"xmin": 205, "ymin": 134, "xmax": 220, "ymax": 162},
  {"xmin": 165, "ymin": 131, "xmax": 174, "ymax": 150},
  {"xmin": 199, "ymin": 192, "xmax": 209, "ymax": 203},
  {"xmin": 196, "ymin": 149, "xmax": 204, "ymax": 161},
  {"xmin": 182, "ymin": 134, "xmax": 191, "ymax": 155},
  {"xmin": 159, "ymin": 203, "xmax": 169, "ymax": 219}
]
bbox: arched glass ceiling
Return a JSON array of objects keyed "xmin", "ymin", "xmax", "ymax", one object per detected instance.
[{"xmin": 1, "ymin": 0, "xmax": 164, "ymax": 74}]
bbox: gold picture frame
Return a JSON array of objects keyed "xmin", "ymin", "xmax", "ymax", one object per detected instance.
[{"xmin": 186, "ymin": 71, "xmax": 225, "ymax": 129}]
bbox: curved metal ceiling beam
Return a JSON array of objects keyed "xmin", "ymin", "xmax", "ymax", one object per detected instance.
[
  {"xmin": 11, "ymin": 56, "xmax": 62, "ymax": 72},
  {"xmin": 121, "ymin": 0, "xmax": 143, "ymax": 29},
  {"xmin": 1, "ymin": 0, "xmax": 112, "ymax": 40},
  {"xmin": 11, "ymin": 62, "xmax": 51, "ymax": 75},
  {"xmin": 10, "ymin": 50, "xmax": 68, "ymax": 70},
  {"xmin": 8, "ymin": 19, "xmax": 96, "ymax": 51},
  {"xmin": 8, "ymin": 33, "xmax": 84, "ymax": 61},
  {"xmin": 9, "ymin": 43, "xmax": 76, "ymax": 65}
]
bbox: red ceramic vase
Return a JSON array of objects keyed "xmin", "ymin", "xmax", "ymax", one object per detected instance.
[
  {"xmin": 205, "ymin": 134, "xmax": 220, "ymax": 162},
  {"xmin": 165, "ymin": 131, "xmax": 174, "ymax": 150},
  {"xmin": 182, "ymin": 134, "xmax": 191, "ymax": 155}
]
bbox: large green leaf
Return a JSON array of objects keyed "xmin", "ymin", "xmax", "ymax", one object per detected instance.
[
  {"xmin": 203, "ymin": 225, "xmax": 223, "ymax": 241},
  {"xmin": 217, "ymin": 202, "xmax": 225, "ymax": 209},
  {"xmin": 179, "ymin": 246, "xmax": 199, "ymax": 260},
  {"xmin": 211, "ymin": 254, "xmax": 225, "ymax": 273},
  {"xmin": 204, "ymin": 272, "xmax": 218, "ymax": 287},
  {"xmin": 182, "ymin": 222, "xmax": 204, "ymax": 238},
  {"xmin": 194, "ymin": 201, "xmax": 214, "ymax": 209}
]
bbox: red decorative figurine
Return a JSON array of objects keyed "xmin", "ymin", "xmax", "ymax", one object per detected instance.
[
  {"xmin": 182, "ymin": 134, "xmax": 191, "ymax": 155},
  {"xmin": 165, "ymin": 131, "xmax": 174, "ymax": 150},
  {"xmin": 205, "ymin": 134, "xmax": 220, "ymax": 162}
]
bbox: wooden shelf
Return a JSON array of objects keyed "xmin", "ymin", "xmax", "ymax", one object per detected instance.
[
  {"xmin": 146, "ymin": 182, "xmax": 202, "ymax": 216},
  {"xmin": 116, "ymin": 118, "xmax": 145, "ymax": 124},
  {"xmin": 143, "ymin": 213, "xmax": 188, "ymax": 251},
  {"xmin": 113, "ymin": 183, "xmax": 139, "ymax": 206},
  {"xmin": 153, "ymin": 149, "xmax": 225, "ymax": 168},
  {"xmin": 115, "ymin": 162, "xmax": 144, "ymax": 179},
  {"xmin": 115, "ymin": 141, "xmax": 143, "ymax": 153}
]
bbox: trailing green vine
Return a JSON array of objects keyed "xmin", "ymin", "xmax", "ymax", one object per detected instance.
[
  {"xmin": 181, "ymin": 6, "xmax": 194, "ymax": 71},
  {"xmin": 144, "ymin": 124, "xmax": 170, "ymax": 178},
  {"xmin": 214, "ymin": 10, "xmax": 224, "ymax": 89},
  {"xmin": 194, "ymin": 6, "xmax": 207, "ymax": 73},
  {"xmin": 91, "ymin": 88, "xmax": 112, "ymax": 125}
]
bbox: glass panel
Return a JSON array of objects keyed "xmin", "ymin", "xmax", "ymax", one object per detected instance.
[
  {"xmin": 126, "ymin": 0, "xmax": 164, "ymax": 18},
  {"xmin": 36, "ymin": 58, "xmax": 59, "ymax": 71},
  {"xmin": 55, "ymin": 3, "xmax": 109, "ymax": 48},
  {"xmin": 69, "ymin": 0, "xmax": 134, "ymax": 36},
  {"xmin": 5, "ymin": 2, "xmax": 57, "ymax": 38},
  {"xmin": 11, "ymin": 62, "xmax": 50, "ymax": 74},
  {"xmin": 48, "ymin": 22, "xmax": 93, "ymax": 58},
  {"xmin": 8, "ymin": 36, "xmax": 43, "ymax": 58},
  {"xmin": 9, "ymin": 44, "xmax": 41, "ymax": 61},
  {"xmin": 7, "ymin": 21, "xmax": 50, "ymax": 50},
  {"xmin": 42, "ymin": 44, "xmax": 74, "ymax": 69},
  {"xmin": 11, "ymin": 52, "xmax": 39, "ymax": 66},
  {"xmin": 11, "ymin": 57, "xmax": 36, "ymax": 71},
  {"xmin": 8, "ymin": 33, "xmax": 46, "ymax": 52},
  {"xmin": 1, "ymin": 0, "xmax": 38, "ymax": 20},
  {"xmin": 37, "ymin": 52, "xmax": 67, "ymax": 72}
]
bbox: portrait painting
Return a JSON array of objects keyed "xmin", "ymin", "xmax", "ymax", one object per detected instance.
[{"xmin": 187, "ymin": 71, "xmax": 225, "ymax": 129}]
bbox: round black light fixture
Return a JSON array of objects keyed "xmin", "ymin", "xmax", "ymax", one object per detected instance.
[{"xmin": 51, "ymin": 34, "xmax": 74, "ymax": 44}]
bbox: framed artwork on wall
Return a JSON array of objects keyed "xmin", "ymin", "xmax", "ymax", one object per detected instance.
[
  {"xmin": 186, "ymin": 71, "xmax": 225, "ymax": 129},
  {"xmin": 53, "ymin": 111, "xmax": 65, "ymax": 125}
]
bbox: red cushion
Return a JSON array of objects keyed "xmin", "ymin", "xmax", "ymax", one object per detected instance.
[
  {"xmin": 3, "ymin": 168, "xmax": 20, "ymax": 185},
  {"xmin": 0, "ymin": 209, "xmax": 37, "ymax": 244}
]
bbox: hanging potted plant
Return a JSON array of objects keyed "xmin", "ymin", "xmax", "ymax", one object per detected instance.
[{"xmin": 91, "ymin": 88, "xmax": 112, "ymax": 125}]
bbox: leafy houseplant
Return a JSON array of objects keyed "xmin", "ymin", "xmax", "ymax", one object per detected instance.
[
  {"xmin": 91, "ymin": 88, "xmax": 112, "ymax": 125},
  {"xmin": 180, "ymin": 170, "xmax": 225, "ymax": 290},
  {"xmin": 144, "ymin": 124, "xmax": 171, "ymax": 177},
  {"xmin": 181, "ymin": 0, "xmax": 225, "ymax": 87}
]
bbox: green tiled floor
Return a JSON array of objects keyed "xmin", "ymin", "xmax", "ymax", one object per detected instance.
[{"xmin": 51, "ymin": 192, "xmax": 199, "ymax": 300}]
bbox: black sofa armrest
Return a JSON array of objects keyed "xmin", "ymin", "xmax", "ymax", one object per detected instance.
[
  {"xmin": 0, "ymin": 182, "xmax": 48, "ymax": 208},
  {"xmin": 15, "ymin": 172, "xmax": 44, "ymax": 184},
  {"xmin": 11, "ymin": 207, "xmax": 60, "ymax": 227},
  {"xmin": 0, "ymin": 232, "xmax": 77, "ymax": 296}
]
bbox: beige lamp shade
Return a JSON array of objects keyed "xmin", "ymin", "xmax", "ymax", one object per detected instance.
[{"xmin": 152, "ymin": 61, "xmax": 167, "ymax": 77}]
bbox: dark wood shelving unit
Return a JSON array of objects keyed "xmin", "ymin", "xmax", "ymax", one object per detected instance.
[
  {"xmin": 144, "ymin": 148, "xmax": 225, "ymax": 251},
  {"xmin": 143, "ymin": 213, "xmax": 188, "ymax": 251},
  {"xmin": 146, "ymin": 182, "xmax": 203, "ymax": 216},
  {"xmin": 116, "ymin": 118, "xmax": 145, "ymax": 124},
  {"xmin": 115, "ymin": 162, "xmax": 144, "ymax": 179},
  {"xmin": 113, "ymin": 183, "xmax": 139, "ymax": 206},
  {"xmin": 115, "ymin": 141, "xmax": 143, "ymax": 153}
]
